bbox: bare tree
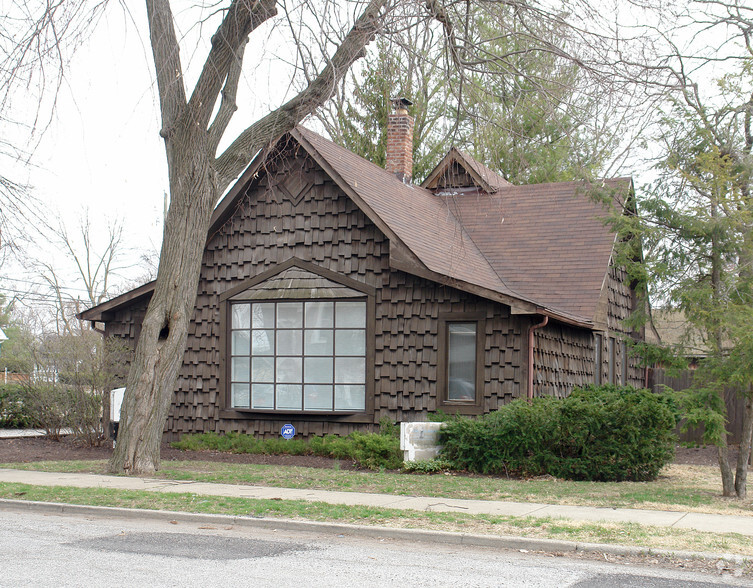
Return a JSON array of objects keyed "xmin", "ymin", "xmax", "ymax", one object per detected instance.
[
  {"xmin": 36, "ymin": 213, "xmax": 125, "ymax": 335},
  {"xmin": 0, "ymin": 1, "xmax": 108, "ymax": 262}
]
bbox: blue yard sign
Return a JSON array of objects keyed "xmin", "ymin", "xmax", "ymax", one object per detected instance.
[{"xmin": 281, "ymin": 423, "xmax": 296, "ymax": 440}]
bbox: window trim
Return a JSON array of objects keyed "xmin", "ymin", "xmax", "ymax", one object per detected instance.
[
  {"xmin": 437, "ymin": 312, "xmax": 485, "ymax": 414},
  {"xmin": 594, "ymin": 333, "xmax": 603, "ymax": 385},
  {"xmin": 218, "ymin": 259, "xmax": 375, "ymax": 420}
]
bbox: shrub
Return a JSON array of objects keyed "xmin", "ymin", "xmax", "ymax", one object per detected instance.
[
  {"xmin": 309, "ymin": 431, "xmax": 403, "ymax": 470},
  {"xmin": 0, "ymin": 384, "xmax": 35, "ymax": 428},
  {"xmin": 553, "ymin": 385, "xmax": 676, "ymax": 482},
  {"xmin": 440, "ymin": 397, "xmax": 560, "ymax": 476},
  {"xmin": 173, "ymin": 428, "xmax": 403, "ymax": 470},
  {"xmin": 21, "ymin": 384, "xmax": 74, "ymax": 440},
  {"xmin": 440, "ymin": 385, "xmax": 676, "ymax": 482},
  {"xmin": 172, "ymin": 431, "xmax": 309, "ymax": 455},
  {"xmin": 401, "ymin": 458, "xmax": 454, "ymax": 474}
]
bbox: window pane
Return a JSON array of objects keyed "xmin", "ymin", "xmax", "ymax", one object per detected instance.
[
  {"xmin": 251, "ymin": 329, "xmax": 275, "ymax": 355},
  {"xmin": 336, "ymin": 301, "xmax": 366, "ymax": 328},
  {"xmin": 277, "ymin": 302, "xmax": 303, "ymax": 328},
  {"xmin": 305, "ymin": 329, "xmax": 333, "ymax": 355},
  {"xmin": 335, "ymin": 357, "xmax": 365, "ymax": 383},
  {"xmin": 231, "ymin": 305, "xmax": 250, "ymax": 329},
  {"xmin": 277, "ymin": 329, "xmax": 302, "ymax": 355},
  {"xmin": 304, "ymin": 357, "xmax": 333, "ymax": 383},
  {"xmin": 251, "ymin": 383, "xmax": 274, "ymax": 409},
  {"xmin": 335, "ymin": 329, "xmax": 365, "ymax": 356},
  {"xmin": 304, "ymin": 384, "xmax": 333, "ymax": 411},
  {"xmin": 231, "ymin": 357, "xmax": 250, "ymax": 382},
  {"xmin": 252, "ymin": 357, "xmax": 274, "ymax": 383},
  {"xmin": 251, "ymin": 303, "xmax": 275, "ymax": 328},
  {"xmin": 276, "ymin": 357, "xmax": 302, "ymax": 383},
  {"xmin": 231, "ymin": 383, "xmax": 250, "ymax": 408},
  {"xmin": 305, "ymin": 301, "xmax": 333, "ymax": 327},
  {"xmin": 448, "ymin": 322, "xmax": 476, "ymax": 401},
  {"xmin": 276, "ymin": 384, "xmax": 302, "ymax": 410},
  {"xmin": 335, "ymin": 385, "xmax": 365, "ymax": 411},
  {"xmin": 232, "ymin": 331, "xmax": 250, "ymax": 355}
]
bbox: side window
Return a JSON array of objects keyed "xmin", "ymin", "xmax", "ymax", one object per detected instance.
[
  {"xmin": 439, "ymin": 313, "xmax": 484, "ymax": 408},
  {"xmin": 621, "ymin": 340, "xmax": 628, "ymax": 385},
  {"xmin": 608, "ymin": 336, "xmax": 616, "ymax": 385},
  {"xmin": 447, "ymin": 322, "xmax": 477, "ymax": 401},
  {"xmin": 594, "ymin": 333, "xmax": 603, "ymax": 385}
]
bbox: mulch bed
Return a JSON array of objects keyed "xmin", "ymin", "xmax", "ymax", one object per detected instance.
[{"xmin": 0, "ymin": 434, "xmax": 732, "ymax": 469}]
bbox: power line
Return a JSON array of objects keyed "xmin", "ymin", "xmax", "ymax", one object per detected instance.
[{"xmin": 0, "ymin": 276, "xmax": 96, "ymax": 295}]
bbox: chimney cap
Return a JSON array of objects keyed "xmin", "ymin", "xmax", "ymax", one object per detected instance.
[{"xmin": 390, "ymin": 97, "xmax": 413, "ymax": 110}]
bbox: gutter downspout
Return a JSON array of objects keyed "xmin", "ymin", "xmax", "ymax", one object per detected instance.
[{"xmin": 527, "ymin": 316, "xmax": 549, "ymax": 402}]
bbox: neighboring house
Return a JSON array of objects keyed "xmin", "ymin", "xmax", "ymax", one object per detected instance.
[
  {"xmin": 645, "ymin": 308, "xmax": 732, "ymax": 367},
  {"xmin": 80, "ymin": 100, "xmax": 644, "ymax": 440}
]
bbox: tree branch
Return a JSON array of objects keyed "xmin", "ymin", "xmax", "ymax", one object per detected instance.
[
  {"xmin": 214, "ymin": 0, "xmax": 391, "ymax": 191},
  {"xmin": 146, "ymin": 0, "xmax": 187, "ymax": 138},
  {"xmin": 207, "ymin": 35, "xmax": 248, "ymax": 153},
  {"xmin": 188, "ymin": 0, "xmax": 277, "ymax": 134}
]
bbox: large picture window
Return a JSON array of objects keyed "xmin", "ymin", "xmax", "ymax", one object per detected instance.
[{"xmin": 229, "ymin": 300, "xmax": 366, "ymax": 412}]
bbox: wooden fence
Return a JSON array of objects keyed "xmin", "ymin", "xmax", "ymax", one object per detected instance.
[{"xmin": 647, "ymin": 368, "xmax": 746, "ymax": 445}]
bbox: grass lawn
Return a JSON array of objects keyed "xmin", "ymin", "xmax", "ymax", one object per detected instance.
[
  {"xmin": 1, "ymin": 481, "xmax": 752, "ymax": 557},
  {"xmin": 1, "ymin": 458, "xmax": 751, "ymax": 517}
]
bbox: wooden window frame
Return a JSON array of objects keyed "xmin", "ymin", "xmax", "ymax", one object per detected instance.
[
  {"xmin": 437, "ymin": 312, "xmax": 485, "ymax": 415},
  {"xmin": 608, "ymin": 336, "xmax": 616, "ymax": 385},
  {"xmin": 218, "ymin": 259, "xmax": 375, "ymax": 423}
]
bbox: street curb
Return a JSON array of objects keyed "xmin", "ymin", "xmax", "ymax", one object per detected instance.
[{"xmin": 0, "ymin": 498, "xmax": 748, "ymax": 566}]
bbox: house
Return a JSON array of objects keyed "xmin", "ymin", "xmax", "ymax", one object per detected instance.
[{"xmin": 80, "ymin": 99, "xmax": 644, "ymax": 440}]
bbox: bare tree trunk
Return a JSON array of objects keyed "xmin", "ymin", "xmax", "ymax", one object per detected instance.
[
  {"xmin": 109, "ymin": 123, "xmax": 216, "ymax": 474},
  {"xmin": 735, "ymin": 391, "xmax": 753, "ymax": 499},
  {"xmin": 718, "ymin": 438, "xmax": 736, "ymax": 497}
]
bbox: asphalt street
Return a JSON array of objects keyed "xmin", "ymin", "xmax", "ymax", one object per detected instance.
[{"xmin": 0, "ymin": 509, "xmax": 745, "ymax": 587}]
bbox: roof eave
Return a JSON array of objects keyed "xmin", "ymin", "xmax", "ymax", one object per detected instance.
[{"xmin": 77, "ymin": 280, "xmax": 156, "ymax": 322}]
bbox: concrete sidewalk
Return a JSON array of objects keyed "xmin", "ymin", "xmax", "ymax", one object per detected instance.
[
  {"xmin": 1, "ymin": 467, "xmax": 752, "ymax": 537},
  {"xmin": 0, "ymin": 429, "xmax": 73, "ymax": 439}
]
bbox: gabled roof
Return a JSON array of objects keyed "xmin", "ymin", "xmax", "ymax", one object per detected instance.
[
  {"xmin": 422, "ymin": 147, "xmax": 512, "ymax": 193},
  {"xmin": 442, "ymin": 180, "xmax": 629, "ymax": 322},
  {"xmin": 82, "ymin": 126, "xmax": 629, "ymax": 327}
]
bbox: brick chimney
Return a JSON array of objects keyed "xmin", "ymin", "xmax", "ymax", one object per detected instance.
[{"xmin": 385, "ymin": 97, "xmax": 414, "ymax": 183}]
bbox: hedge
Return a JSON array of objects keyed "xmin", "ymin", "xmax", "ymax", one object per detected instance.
[{"xmin": 439, "ymin": 384, "xmax": 676, "ymax": 481}]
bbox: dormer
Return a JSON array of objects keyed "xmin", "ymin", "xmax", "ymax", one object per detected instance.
[{"xmin": 422, "ymin": 148, "xmax": 511, "ymax": 195}]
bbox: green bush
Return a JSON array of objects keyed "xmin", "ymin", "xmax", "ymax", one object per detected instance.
[
  {"xmin": 0, "ymin": 384, "xmax": 35, "ymax": 428},
  {"xmin": 401, "ymin": 458, "xmax": 454, "ymax": 474},
  {"xmin": 554, "ymin": 385, "xmax": 676, "ymax": 481},
  {"xmin": 440, "ymin": 385, "xmax": 676, "ymax": 482},
  {"xmin": 173, "ymin": 428, "xmax": 403, "ymax": 471},
  {"xmin": 172, "ymin": 431, "xmax": 309, "ymax": 455},
  {"xmin": 440, "ymin": 397, "xmax": 560, "ymax": 476}
]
